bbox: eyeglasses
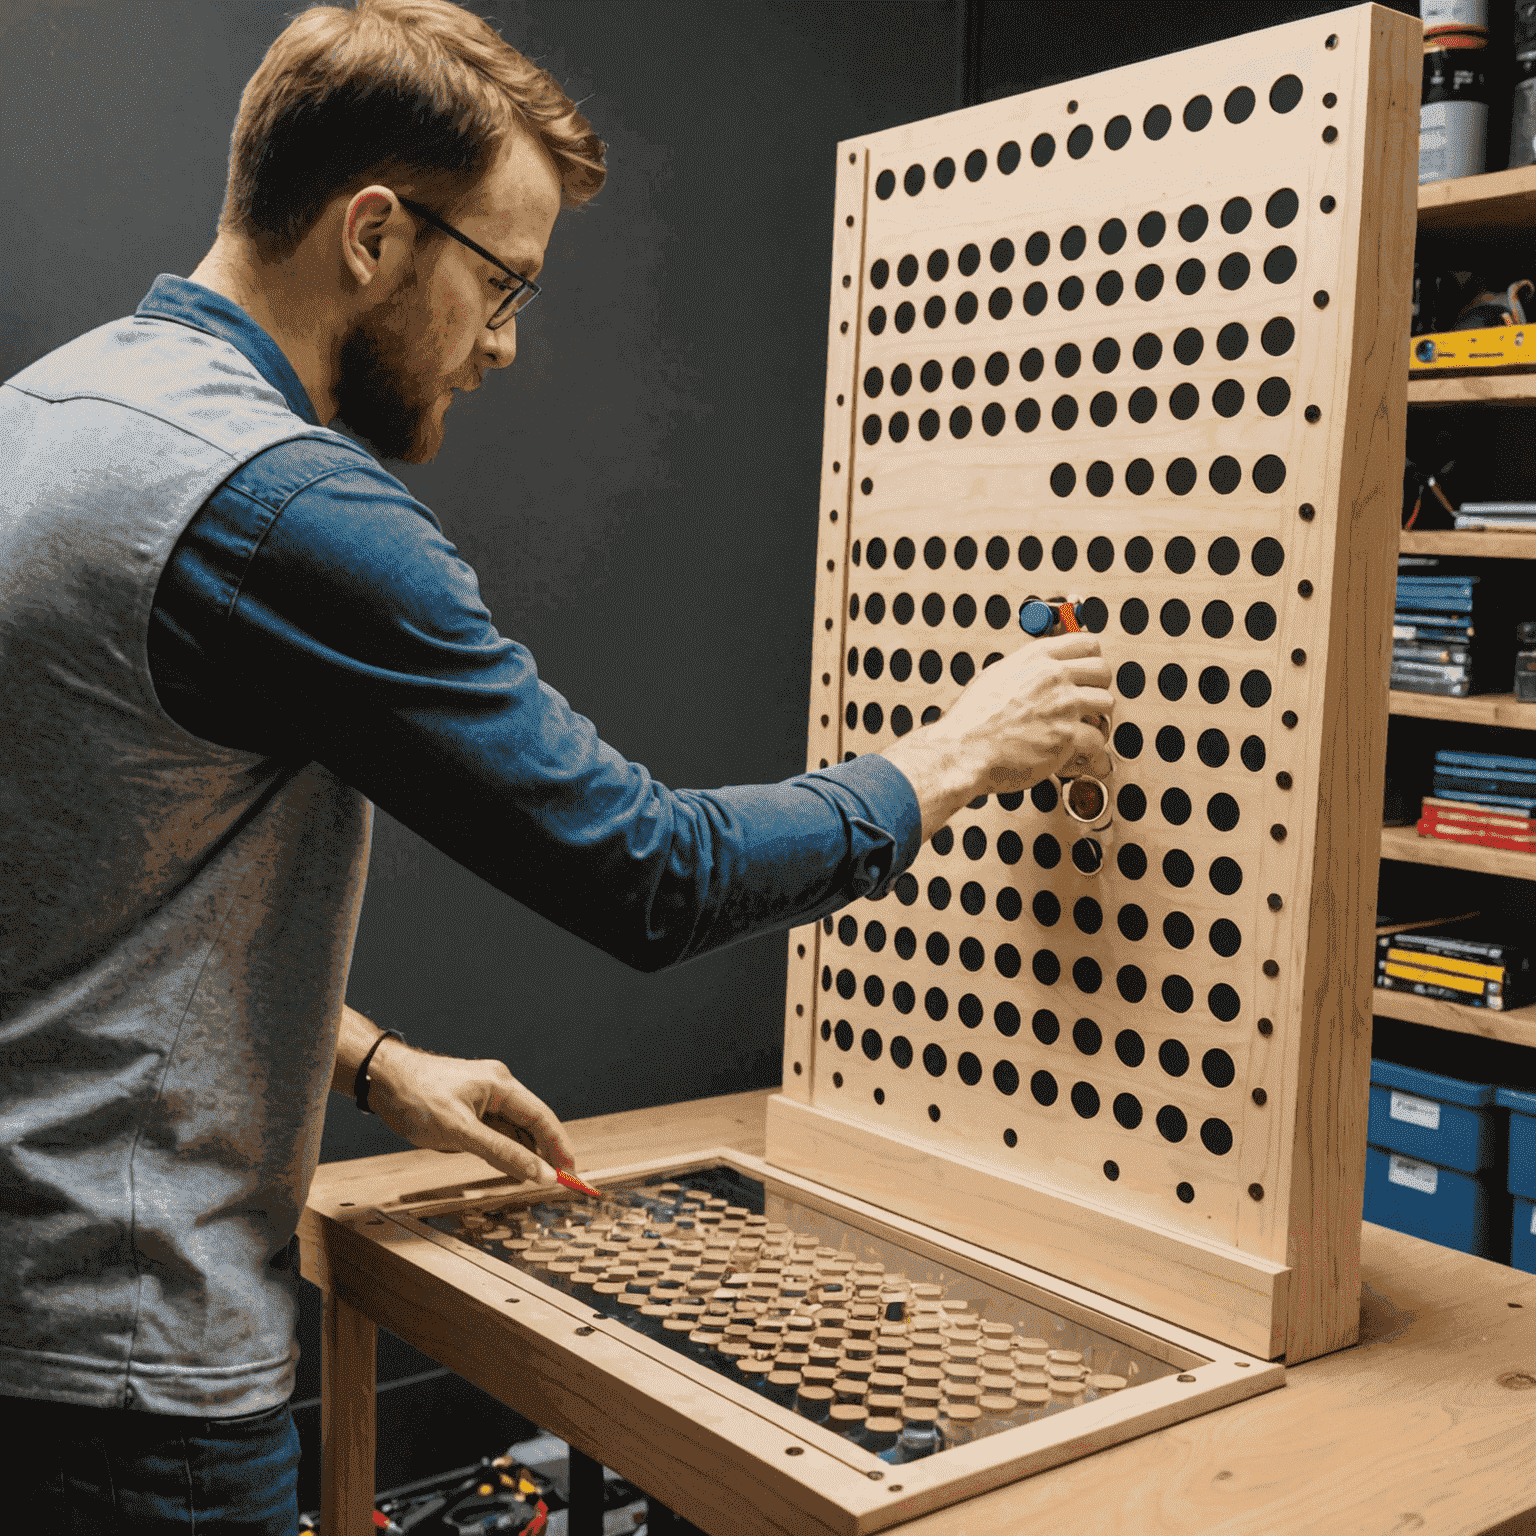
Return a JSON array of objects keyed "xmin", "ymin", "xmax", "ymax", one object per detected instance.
[{"xmin": 395, "ymin": 194, "xmax": 540, "ymax": 330}]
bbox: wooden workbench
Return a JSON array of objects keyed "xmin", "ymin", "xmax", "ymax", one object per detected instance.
[{"xmin": 300, "ymin": 1089, "xmax": 1536, "ymax": 1536}]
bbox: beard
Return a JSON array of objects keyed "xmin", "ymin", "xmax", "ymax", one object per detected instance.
[{"xmin": 331, "ymin": 259, "xmax": 447, "ymax": 465}]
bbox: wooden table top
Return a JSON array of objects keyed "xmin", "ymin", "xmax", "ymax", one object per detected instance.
[{"xmin": 305, "ymin": 1088, "xmax": 1536, "ymax": 1536}]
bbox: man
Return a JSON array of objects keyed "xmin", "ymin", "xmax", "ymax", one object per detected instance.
[{"xmin": 0, "ymin": 0, "xmax": 1112, "ymax": 1530}]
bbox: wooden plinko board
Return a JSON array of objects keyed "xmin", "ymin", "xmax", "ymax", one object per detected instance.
[{"xmin": 775, "ymin": 4, "xmax": 1418, "ymax": 1365}]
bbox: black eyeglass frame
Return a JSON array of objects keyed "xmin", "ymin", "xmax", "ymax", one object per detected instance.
[{"xmin": 395, "ymin": 194, "xmax": 540, "ymax": 329}]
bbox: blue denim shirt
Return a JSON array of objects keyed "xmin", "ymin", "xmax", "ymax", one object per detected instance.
[{"xmin": 139, "ymin": 275, "xmax": 921, "ymax": 972}]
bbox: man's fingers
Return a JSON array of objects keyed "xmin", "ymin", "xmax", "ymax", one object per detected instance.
[
  {"xmin": 1033, "ymin": 631, "xmax": 1104, "ymax": 659},
  {"xmin": 489, "ymin": 1107, "xmax": 576, "ymax": 1175},
  {"xmin": 476, "ymin": 1115, "xmax": 555, "ymax": 1183}
]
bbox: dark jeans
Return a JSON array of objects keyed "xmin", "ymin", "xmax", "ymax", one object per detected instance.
[{"xmin": 4, "ymin": 1391, "xmax": 300, "ymax": 1535}]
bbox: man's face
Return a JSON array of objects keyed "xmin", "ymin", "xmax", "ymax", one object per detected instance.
[{"xmin": 332, "ymin": 129, "xmax": 562, "ymax": 464}]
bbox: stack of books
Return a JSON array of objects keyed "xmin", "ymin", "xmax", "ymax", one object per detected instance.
[
  {"xmin": 1393, "ymin": 558, "xmax": 1476, "ymax": 696},
  {"xmin": 1376, "ymin": 917, "xmax": 1534, "ymax": 1011},
  {"xmin": 1451, "ymin": 501, "xmax": 1536, "ymax": 532},
  {"xmin": 1418, "ymin": 795, "xmax": 1536, "ymax": 854},
  {"xmin": 1431, "ymin": 748, "xmax": 1536, "ymax": 814}
]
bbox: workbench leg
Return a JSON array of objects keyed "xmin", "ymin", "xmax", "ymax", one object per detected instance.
[
  {"xmin": 320, "ymin": 1286, "xmax": 377, "ymax": 1536},
  {"xmin": 568, "ymin": 1445, "xmax": 605, "ymax": 1536}
]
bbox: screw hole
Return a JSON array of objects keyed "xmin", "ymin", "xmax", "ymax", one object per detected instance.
[
  {"xmin": 1252, "ymin": 1087, "xmax": 1267, "ymax": 1106},
  {"xmin": 1177, "ymin": 1374, "xmax": 1197, "ymax": 1383},
  {"xmin": 1326, "ymin": 32, "xmax": 1338, "ymax": 47},
  {"xmin": 576, "ymin": 1325, "xmax": 594, "ymax": 1336},
  {"xmin": 506, "ymin": 1297, "xmax": 520, "ymax": 1303},
  {"xmin": 786, "ymin": 1447, "xmax": 804, "ymax": 1457},
  {"xmin": 1067, "ymin": 99, "xmax": 1078, "ymax": 113},
  {"xmin": 1236, "ymin": 1360, "xmax": 1251, "ymax": 1367},
  {"xmin": 1323, "ymin": 92, "xmax": 1337, "ymax": 108},
  {"xmin": 1322, "ymin": 125, "xmax": 1338, "ymax": 143},
  {"xmin": 1314, "ymin": 290, "xmax": 1330, "ymax": 309},
  {"xmin": 1512, "ymin": 1302, "xmax": 1525, "ymax": 1308},
  {"xmin": 1320, "ymin": 195, "xmax": 1336, "ymax": 213},
  {"xmin": 340, "ymin": 1202, "xmax": 354, "ymax": 1207}
]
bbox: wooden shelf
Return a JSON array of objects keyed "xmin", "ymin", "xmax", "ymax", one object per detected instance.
[
  {"xmin": 1379, "ymin": 822, "xmax": 1536, "ymax": 880},
  {"xmin": 1400, "ymin": 529, "xmax": 1536, "ymax": 559},
  {"xmin": 1373, "ymin": 986, "xmax": 1536, "ymax": 1049},
  {"xmin": 1417, "ymin": 164, "xmax": 1536, "ymax": 234},
  {"xmin": 1389, "ymin": 690, "xmax": 1536, "ymax": 728},
  {"xmin": 1407, "ymin": 373, "xmax": 1536, "ymax": 407}
]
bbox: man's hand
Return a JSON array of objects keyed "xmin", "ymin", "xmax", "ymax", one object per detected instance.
[
  {"xmin": 882, "ymin": 631, "xmax": 1114, "ymax": 844},
  {"xmin": 363, "ymin": 1034, "xmax": 576, "ymax": 1185}
]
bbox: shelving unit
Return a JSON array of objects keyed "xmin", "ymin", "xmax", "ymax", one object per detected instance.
[{"xmin": 1374, "ymin": 170, "xmax": 1536, "ymax": 1053}]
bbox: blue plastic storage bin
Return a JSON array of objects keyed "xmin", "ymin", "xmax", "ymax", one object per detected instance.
[
  {"xmin": 1513, "ymin": 1196, "xmax": 1536, "ymax": 1275},
  {"xmin": 1363, "ymin": 1145, "xmax": 1501, "ymax": 1258},
  {"xmin": 1368, "ymin": 1059, "xmax": 1499, "ymax": 1173},
  {"xmin": 1495, "ymin": 1085, "xmax": 1536, "ymax": 1200}
]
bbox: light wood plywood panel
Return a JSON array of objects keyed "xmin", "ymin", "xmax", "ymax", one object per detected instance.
[{"xmin": 774, "ymin": 4, "xmax": 1418, "ymax": 1366}]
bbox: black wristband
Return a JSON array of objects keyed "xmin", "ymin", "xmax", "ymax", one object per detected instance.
[{"xmin": 354, "ymin": 1028, "xmax": 405, "ymax": 1114}]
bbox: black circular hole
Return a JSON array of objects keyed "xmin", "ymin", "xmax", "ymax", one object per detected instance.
[
  {"xmin": 1166, "ymin": 460, "xmax": 1196, "ymax": 497},
  {"xmin": 1269, "ymin": 74, "xmax": 1303, "ymax": 114},
  {"xmin": 1241, "ymin": 734, "xmax": 1266, "ymax": 772},
  {"xmin": 1114, "ymin": 721, "xmax": 1143, "ymax": 758},
  {"xmin": 1105, "ymin": 114, "xmax": 1131, "ymax": 150},
  {"xmin": 1117, "ymin": 844, "xmax": 1148, "ymax": 881},
  {"xmin": 1212, "ymin": 379, "xmax": 1244, "ymax": 418},
  {"xmin": 1266, "ymin": 187, "xmax": 1299, "ymax": 228},
  {"xmin": 904, "ymin": 163, "xmax": 926, "ymax": 197},
  {"xmin": 1262, "ymin": 317, "xmax": 1295, "ymax": 356},
  {"xmin": 1197, "ymin": 728, "xmax": 1230, "ymax": 768},
  {"xmin": 1240, "ymin": 670, "xmax": 1271, "ymax": 707},
  {"xmin": 1169, "ymin": 382, "xmax": 1200, "ymax": 419},
  {"xmin": 1252, "ymin": 455, "xmax": 1287, "ymax": 494},
  {"xmin": 998, "ymin": 140, "xmax": 1022, "ymax": 174},
  {"xmin": 1209, "ymin": 455, "xmax": 1241, "ymax": 495},
  {"xmin": 1224, "ymin": 86, "xmax": 1256, "ymax": 123},
  {"xmin": 1257, "ymin": 377, "xmax": 1291, "ymax": 416},
  {"xmin": 1252, "ymin": 537, "xmax": 1285, "ymax": 576},
  {"xmin": 1031, "ymin": 133, "xmax": 1056, "ymax": 167},
  {"xmin": 1158, "ymin": 663, "xmax": 1189, "ymax": 701},
  {"xmin": 1221, "ymin": 196, "xmax": 1252, "ymax": 234},
  {"xmin": 1218, "ymin": 252, "xmax": 1250, "ymax": 291},
  {"xmin": 1199, "ymin": 665, "xmax": 1230, "ymax": 704},
  {"xmin": 1173, "ymin": 327, "xmax": 1204, "ymax": 365},
  {"xmin": 1125, "ymin": 535, "xmax": 1153, "ymax": 572},
  {"xmin": 1216, "ymin": 322, "xmax": 1249, "ymax": 360},
  {"xmin": 1207, "ymin": 792, "xmax": 1240, "ymax": 832},
  {"xmin": 1160, "ymin": 598, "xmax": 1190, "ymax": 635},
  {"xmin": 1264, "ymin": 245, "xmax": 1297, "ymax": 284},
  {"xmin": 1208, "ymin": 984, "xmax": 1241, "ymax": 1023},
  {"xmin": 1210, "ymin": 855, "xmax": 1244, "ymax": 896},
  {"xmin": 1117, "ymin": 964, "xmax": 1147, "ymax": 1002},
  {"xmin": 1245, "ymin": 602, "xmax": 1277, "ymax": 641},
  {"xmin": 1209, "ymin": 919, "xmax": 1242, "ymax": 958},
  {"xmin": 1117, "ymin": 783, "xmax": 1147, "ymax": 821},
  {"xmin": 1117, "ymin": 903, "xmax": 1148, "ymax": 942},
  {"xmin": 1183, "ymin": 94, "xmax": 1212, "ymax": 132},
  {"xmin": 1202, "ymin": 600, "xmax": 1234, "ymax": 639},
  {"xmin": 1120, "ymin": 598, "xmax": 1149, "ymax": 636},
  {"xmin": 876, "ymin": 169, "xmax": 895, "ymax": 200},
  {"xmin": 1162, "ymin": 848, "xmax": 1194, "ymax": 887},
  {"xmin": 1135, "ymin": 264, "xmax": 1165, "ymax": 302},
  {"xmin": 1161, "ymin": 976, "xmax": 1194, "ymax": 1014},
  {"xmin": 1161, "ymin": 787, "xmax": 1192, "ymax": 825},
  {"xmin": 1144, "ymin": 104, "xmax": 1172, "ymax": 140},
  {"xmin": 1068, "ymin": 124, "xmax": 1093, "ymax": 159}
]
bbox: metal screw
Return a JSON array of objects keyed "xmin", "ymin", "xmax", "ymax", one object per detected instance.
[
  {"xmin": 1253, "ymin": 1088, "xmax": 1268, "ymax": 1106},
  {"xmin": 1299, "ymin": 503, "xmax": 1316, "ymax": 521},
  {"xmin": 1263, "ymin": 959, "xmax": 1280, "ymax": 978},
  {"xmin": 1258, "ymin": 1018, "xmax": 1274, "ymax": 1036},
  {"xmin": 1268, "ymin": 893, "xmax": 1284, "ymax": 911},
  {"xmin": 576, "ymin": 1326, "xmax": 594, "ymax": 1336},
  {"xmin": 1271, "ymin": 824, "xmax": 1287, "ymax": 842},
  {"xmin": 1282, "ymin": 710, "xmax": 1299, "ymax": 728},
  {"xmin": 1249, "ymin": 1183, "xmax": 1265, "ymax": 1201},
  {"xmin": 1298, "ymin": 580, "xmax": 1313, "ymax": 597},
  {"xmin": 1304, "ymin": 405, "xmax": 1321, "ymax": 422},
  {"xmin": 1314, "ymin": 290, "xmax": 1330, "ymax": 308},
  {"xmin": 1320, "ymin": 195, "xmax": 1336, "ymax": 213},
  {"xmin": 1323, "ymin": 92, "xmax": 1338, "ymax": 108},
  {"xmin": 1322, "ymin": 125, "xmax": 1338, "ymax": 143},
  {"xmin": 1292, "ymin": 648, "xmax": 1307, "ymax": 666},
  {"xmin": 1276, "ymin": 771, "xmax": 1293, "ymax": 790}
]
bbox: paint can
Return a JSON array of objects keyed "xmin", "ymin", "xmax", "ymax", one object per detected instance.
[{"xmin": 1420, "ymin": 0, "xmax": 1489, "ymax": 184}]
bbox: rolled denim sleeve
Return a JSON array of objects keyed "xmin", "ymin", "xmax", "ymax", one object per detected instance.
[{"xmin": 149, "ymin": 447, "xmax": 922, "ymax": 972}]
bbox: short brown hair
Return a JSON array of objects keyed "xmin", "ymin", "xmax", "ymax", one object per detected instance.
[{"xmin": 219, "ymin": 0, "xmax": 606, "ymax": 260}]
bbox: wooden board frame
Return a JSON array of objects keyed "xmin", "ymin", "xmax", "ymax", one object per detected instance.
[
  {"xmin": 775, "ymin": 3, "xmax": 1418, "ymax": 1366},
  {"xmin": 341, "ymin": 1148, "xmax": 1282, "ymax": 1536}
]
